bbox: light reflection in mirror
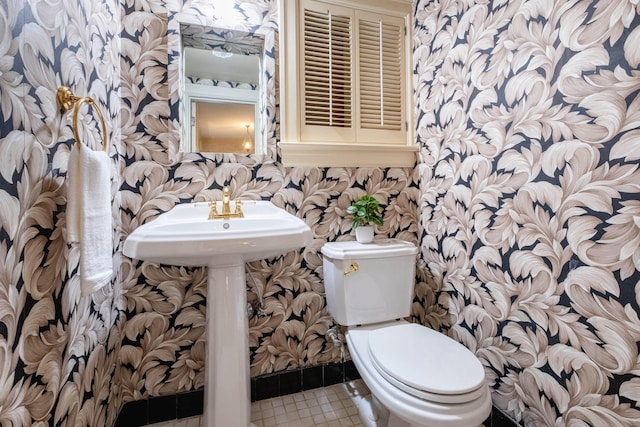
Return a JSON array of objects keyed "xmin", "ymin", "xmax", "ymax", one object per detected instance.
[{"xmin": 179, "ymin": 24, "xmax": 265, "ymax": 155}]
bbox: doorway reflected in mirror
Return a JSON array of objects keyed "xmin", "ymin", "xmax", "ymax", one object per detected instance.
[{"xmin": 192, "ymin": 101, "xmax": 255, "ymax": 152}]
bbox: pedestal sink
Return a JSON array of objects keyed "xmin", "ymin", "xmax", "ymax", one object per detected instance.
[{"xmin": 123, "ymin": 200, "xmax": 312, "ymax": 426}]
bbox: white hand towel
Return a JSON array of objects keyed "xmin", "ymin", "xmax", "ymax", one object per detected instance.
[{"xmin": 67, "ymin": 144, "xmax": 113, "ymax": 296}]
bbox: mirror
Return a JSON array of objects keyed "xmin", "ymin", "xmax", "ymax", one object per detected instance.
[
  {"xmin": 170, "ymin": 21, "xmax": 277, "ymax": 158},
  {"xmin": 183, "ymin": 47, "xmax": 261, "ymax": 153}
]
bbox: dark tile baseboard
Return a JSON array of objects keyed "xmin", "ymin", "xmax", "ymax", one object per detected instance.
[
  {"xmin": 114, "ymin": 360, "xmax": 360, "ymax": 427},
  {"xmin": 114, "ymin": 388, "xmax": 204, "ymax": 427},
  {"xmin": 115, "ymin": 359, "xmax": 520, "ymax": 427},
  {"xmin": 253, "ymin": 360, "xmax": 361, "ymax": 401}
]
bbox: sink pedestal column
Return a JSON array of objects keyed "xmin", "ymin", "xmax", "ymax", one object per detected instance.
[{"xmin": 205, "ymin": 262, "xmax": 251, "ymax": 426}]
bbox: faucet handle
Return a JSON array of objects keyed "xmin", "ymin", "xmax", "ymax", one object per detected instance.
[
  {"xmin": 234, "ymin": 199, "xmax": 243, "ymax": 214},
  {"xmin": 208, "ymin": 201, "xmax": 219, "ymax": 220}
]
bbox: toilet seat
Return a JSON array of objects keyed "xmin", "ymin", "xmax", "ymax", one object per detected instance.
[
  {"xmin": 347, "ymin": 322, "xmax": 492, "ymax": 427},
  {"xmin": 368, "ymin": 323, "xmax": 486, "ymax": 404}
]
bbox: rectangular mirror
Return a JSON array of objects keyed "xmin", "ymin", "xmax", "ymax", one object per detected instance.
[
  {"xmin": 168, "ymin": 21, "xmax": 277, "ymax": 159},
  {"xmin": 183, "ymin": 47, "xmax": 261, "ymax": 153}
]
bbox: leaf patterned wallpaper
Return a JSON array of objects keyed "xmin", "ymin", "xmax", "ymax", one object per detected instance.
[
  {"xmin": 0, "ymin": 0, "xmax": 122, "ymax": 425},
  {"xmin": 118, "ymin": 0, "xmax": 420, "ymax": 416},
  {"xmin": 1, "ymin": 0, "xmax": 639, "ymax": 427},
  {"xmin": 413, "ymin": 0, "xmax": 640, "ymax": 425}
]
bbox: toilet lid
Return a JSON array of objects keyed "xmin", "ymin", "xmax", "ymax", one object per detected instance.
[{"xmin": 368, "ymin": 323, "xmax": 486, "ymax": 403}]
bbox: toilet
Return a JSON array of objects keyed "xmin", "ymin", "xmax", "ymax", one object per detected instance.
[{"xmin": 322, "ymin": 239, "xmax": 492, "ymax": 427}]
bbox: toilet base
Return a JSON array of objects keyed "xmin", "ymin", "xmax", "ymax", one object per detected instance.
[
  {"xmin": 346, "ymin": 322, "xmax": 492, "ymax": 427},
  {"xmin": 356, "ymin": 393, "xmax": 426, "ymax": 427},
  {"xmin": 357, "ymin": 392, "xmax": 483, "ymax": 427},
  {"xmin": 356, "ymin": 394, "xmax": 389, "ymax": 427}
]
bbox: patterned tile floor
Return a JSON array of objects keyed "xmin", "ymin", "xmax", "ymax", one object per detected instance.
[{"xmin": 147, "ymin": 380, "xmax": 369, "ymax": 427}]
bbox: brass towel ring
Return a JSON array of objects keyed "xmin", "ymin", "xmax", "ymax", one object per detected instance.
[{"xmin": 57, "ymin": 86, "xmax": 108, "ymax": 151}]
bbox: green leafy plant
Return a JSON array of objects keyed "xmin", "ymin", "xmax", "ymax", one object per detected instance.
[{"xmin": 346, "ymin": 194, "xmax": 384, "ymax": 228}]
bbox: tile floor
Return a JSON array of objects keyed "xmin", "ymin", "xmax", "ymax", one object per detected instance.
[{"xmin": 146, "ymin": 380, "xmax": 370, "ymax": 427}]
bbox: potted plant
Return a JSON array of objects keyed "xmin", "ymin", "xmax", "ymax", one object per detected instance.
[{"xmin": 347, "ymin": 194, "xmax": 384, "ymax": 243}]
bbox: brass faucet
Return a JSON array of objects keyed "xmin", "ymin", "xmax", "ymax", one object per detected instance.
[
  {"xmin": 208, "ymin": 186, "xmax": 244, "ymax": 220},
  {"xmin": 221, "ymin": 186, "xmax": 231, "ymax": 215}
]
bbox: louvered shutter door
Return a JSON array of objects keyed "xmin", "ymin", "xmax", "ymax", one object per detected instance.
[
  {"xmin": 297, "ymin": 1, "xmax": 407, "ymax": 146},
  {"xmin": 300, "ymin": 0, "xmax": 355, "ymax": 142},
  {"xmin": 356, "ymin": 11, "xmax": 406, "ymax": 144}
]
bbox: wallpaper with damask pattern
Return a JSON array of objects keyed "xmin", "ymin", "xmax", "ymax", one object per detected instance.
[
  {"xmin": 0, "ymin": 0, "xmax": 639, "ymax": 426},
  {"xmin": 413, "ymin": 0, "xmax": 640, "ymax": 425},
  {"xmin": 117, "ymin": 0, "xmax": 420, "ymax": 394},
  {"xmin": 0, "ymin": 0, "xmax": 122, "ymax": 425}
]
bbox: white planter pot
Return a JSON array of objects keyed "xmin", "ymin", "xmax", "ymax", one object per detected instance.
[{"xmin": 355, "ymin": 226, "xmax": 374, "ymax": 243}]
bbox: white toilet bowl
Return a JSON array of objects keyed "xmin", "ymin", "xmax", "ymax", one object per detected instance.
[
  {"xmin": 346, "ymin": 321, "xmax": 492, "ymax": 427},
  {"xmin": 321, "ymin": 240, "xmax": 492, "ymax": 427}
]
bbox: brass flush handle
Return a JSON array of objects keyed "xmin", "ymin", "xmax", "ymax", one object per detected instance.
[{"xmin": 344, "ymin": 262, "xmax": 359, "ymax": 276}]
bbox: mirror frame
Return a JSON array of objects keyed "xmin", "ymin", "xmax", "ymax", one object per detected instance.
[{"xmin": 167, "ymin": 16, "xmax": 278, "ymax": 163}]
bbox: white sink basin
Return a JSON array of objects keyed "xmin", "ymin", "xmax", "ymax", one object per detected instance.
[
  {"xmin": 123, "ymin": 200, "xmax": 313, "ymax": 266},
  {"xmin": 123, "ymin": 199, "xmax": 312, "ymax": 426}
]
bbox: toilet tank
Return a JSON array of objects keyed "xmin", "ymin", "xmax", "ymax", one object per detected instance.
[{"xmin": 322, "ymin": 239, "xmax": 418, "ymax": 326}]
